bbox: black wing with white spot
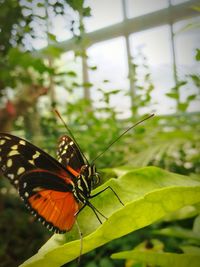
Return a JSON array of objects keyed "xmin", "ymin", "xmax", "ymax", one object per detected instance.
[
  {"xmin": 57, "ymin": 135, "xmax": 86, "ymax": 175},
  {"xmin": 0, "ymin": 132, "xmax": 73, "ymax": 188},
  {"xmin": 0, "ymin": 133, "xmax": 80, "ymax": 233}
]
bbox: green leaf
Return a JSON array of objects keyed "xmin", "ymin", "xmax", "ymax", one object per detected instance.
[
  {"xmin": 20, "ymin": 167, "xmax": 200, "ymax": 267},
  {"xmin": 193, "ymin": 215, "xmax": 200, "ymax": 234},
  {"xmin": 47, "ymin": 33, "xmax": 57, "ymax": 42},
  {"xmin": 66, "ymin": 71, "xmax": 77, "ymax": 77},
  {"xmin": 89, "ymin": 66, "xmax": 97, "ymax": 71},
  {"xmin": 181, "ymin": 245, "xmax": 200, "ymax": 254},
  {"xmin": 111, "ymin": 250, "xmax": 200, "ymax": 267},
  {"xmin": 187, "ymin": 94, "xmax": 196, "ymax": 101},
  {"xmin": 190, "ymin": 74, "xmax": 200, "ymax": 87},
  {"xmin": 83, "ymin": 6, "xmax": 91, "ymax": 17},
  {"xmin": 7, "ymin": 48, "xmax": 49, "ymax": 74},
  {"xmin": 166, "ymin": 93, "xmax": 179, "ymax": 99},
  {"xmin": 37, "ymin": 3, "xmax": 44, "ymax": 8},
  {"xmin": 196, "ymin": 49, "xmax": 200, "ymax": 61},
  {"xmin": 82, "ymin": 82, "xmax": 93, "ymax": 88},
  {"xmin": 42, "ymin": 46, "xmax": 64, "ymax": 58},
  {"xmin": 163, "ymin": 205, "xmax": 200, "ymax": 222},
  {"xmin": 191, "ymin": 5, "xmax": 200, "ymax": 12},
  {"xmin": 178, "ymin": 102, "xmax": 188, "ymax": 112},
  {"xmin": 153, "ymin": 226, "xmax": 200, "ymax": 242}
]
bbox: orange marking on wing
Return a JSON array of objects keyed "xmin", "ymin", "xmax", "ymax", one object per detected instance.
[
  {"xmin": 67, "ymin": 165, "xmax": 80, "ymax": 177},
  {"xmin": 29, "ymin": 190, "xmax": 79, "ymax": 231},
  {"xmin": 40, "ymin": 200, "xmax": 53, "ymax": 221}
]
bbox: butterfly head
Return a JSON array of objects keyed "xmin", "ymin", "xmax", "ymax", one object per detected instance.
[{"xmin": 80, "ymin": 164, "xmax": 100, "ymax": 188}]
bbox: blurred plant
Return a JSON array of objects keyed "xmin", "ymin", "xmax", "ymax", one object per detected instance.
[
  {"xmin": 166, "ymin": 77, "xmax": 198, "ymax": 113},
  {"xmin": 0, "ymin": 187, "xmax": 51, "ymax": 267},
  {"xmin": 0, "ymin": 0, "xmax": 91, "ymax": 132},
  {"xmin": 0, "ymin": 1, "xmax": 91, "ymax": 267},
  {"xmin": 129, "ymin": 47, "xmax": 154, "ymax": 115}
]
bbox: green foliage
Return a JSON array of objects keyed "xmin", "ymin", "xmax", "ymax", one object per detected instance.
[
  {"xmin": 165, "ymin": 80, "xmax": 196, "ymax": 113},
  {"xmin": 66, "ymin": 0, "xmax": 91, "ymax": 16},
  {"xmin": 19, "ymin": 167, "xmax": 200, "ymax": 266},
  {"xmin": 125, "ymin": 114, "xmax": 200, "ymax": 175},
  {"xmin": 0, "ymin": 1, "xmax": 199, "ymax": 267},
  {"xmin": 112, "ymin": 211, "xmax": 200, "ymax": 267},
  {"xmin": 112, "ymin": 250, "xmax": 200, "ymax": 267},
  {"xmin": 0, "ymin": 0, "xmax": 24, "ymax": 55},
  {"xmin": 0, "ymin": 47, "xmax": 54, "ymax": 104},
  {"xmin": 0, "ymin": 189, "xmax": 51, "ymax": 267},
  {"xmin": 129, "ymin": 48, "xmax": 154, "ymax": 114},
  {"xmin": 42, "ymin": 107, "xmax": 199, "ymax": 175},
  {"xmin": 196, "ymin": 49, "xmax": 200, "ymax": 61}
]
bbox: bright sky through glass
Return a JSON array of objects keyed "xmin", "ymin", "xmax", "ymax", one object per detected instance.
[
  {"xmin": 126, "ymin": 0, "xmax": 168, "ymax": 18},
  {"xmin": 84, "ymin": 0, "xmax": 123, "ymax": 32},
  {"xmin": 173, "ymin": 16, "xmax": 200, "ymax": 112},
  {"xmin": 88, "ymin": 37, "xmax": 131, "ymax": 118},
  {"xmin": 34, "ymin": 0, "xmax": 199, "ymax": 115},
  {"xmin": 130, "ymin": 25, "xmax": 175, "ymax": 114},
  {"xmin": 83, "ymin": 1, "xmax": 199, "ymax": 115}
]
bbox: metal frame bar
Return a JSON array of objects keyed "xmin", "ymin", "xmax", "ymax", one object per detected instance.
[
  {"xmin": 40, "ymin": 0, "xmax": 199, "ymax": 104},
  {"xmin": 53, "ymin": 0, "xmax": 199, "ymax": 52}
]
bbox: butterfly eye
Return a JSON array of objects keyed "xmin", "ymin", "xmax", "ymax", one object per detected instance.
[{"xmin": 80, "ymin": 165, "xmax": 87, "ymax": 172}]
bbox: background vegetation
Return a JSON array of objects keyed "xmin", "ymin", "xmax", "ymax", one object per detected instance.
[{"xmin": 0, "ymin": 0, "xmax": 199, "ymax": 266}]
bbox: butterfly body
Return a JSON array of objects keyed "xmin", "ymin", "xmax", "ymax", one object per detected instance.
[{"xmin": 0, "ymin": 133, "xmax": 101, "ymax": 233}]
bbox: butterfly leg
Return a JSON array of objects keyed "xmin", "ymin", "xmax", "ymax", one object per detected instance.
[
  {"xmin": 74, "ymin": 203, "xmax": 86, "ymax": 216},
  {"xmin": 75, "ymin": 201, "xmax": 107, "ymax": 224},
  {"xmin": 86, "ymin": 201, "xmax": 108, "ymax": 222},
  {"xmin": 90, "ymin": 186, "xmax": 124, "ymax": 206}
]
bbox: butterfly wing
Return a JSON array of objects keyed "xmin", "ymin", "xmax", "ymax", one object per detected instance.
[
  {"xmin": 19, "ymin": 170, "xmax": 79, "ymax": 233},
  {"xmin": 57, "ymin": 135, "xmax": 86, "ymax": 177},
  {"xmin": 0, "ymin": 133, "xmax": 74, "ymax": 187},
  {"xmin": 0, "ymin": 133, "xmax": 79, "ymax": 233}
]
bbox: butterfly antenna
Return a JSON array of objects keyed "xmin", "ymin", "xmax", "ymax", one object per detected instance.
[
  {"xmin": 91, "ymin": 113, "xmax": 155, "ymax": 164},
  {"xmin": 54, "ymin": 109, "xmax": 89, "ymax": 164}
]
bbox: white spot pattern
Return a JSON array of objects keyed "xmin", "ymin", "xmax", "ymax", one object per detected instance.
[
  {"xmin": 7, "ymin": 159, "xmax": 13, "ymax": 167},
  {"xmin": 32, "ymin": 151, "xmax": 40, "ymax": 159},
  {"xmin": 28, "ymin": 159, "xmax": 35, "ymax": 165},
  {"xmin": 17, "ymin": 167, "xmax": 25, "ymax": 175},
  {"xmin": 19, "ymin": 140, "xmax": 26, "ymax": 145},
  {"xmin": 11, "ymin": 145, "xmax": 18, "ymax": 150},
  {"xmin": 0, "ymin": 139, "xmax": 6, "ymax": 145},
  {"xmin": 7, "ymin": 173, "xmax": 14, "ymax": 180},
  {"xmin": 8, "ymin": 150, "xmax": 20, "ymax": 157}
]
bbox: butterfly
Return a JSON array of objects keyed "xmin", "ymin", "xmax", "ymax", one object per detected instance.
[
  {"xmin": 0, "ymin": 132, "xmax": 122, "ymax": 234},
  {"xmin": 0, "ymin": 114, "xmax": 154, "ymax": 234}
]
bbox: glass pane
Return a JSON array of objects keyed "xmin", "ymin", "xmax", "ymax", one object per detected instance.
[
  {"xmin": 171, "ymin": 0, "xmax": 189, "ymax": 5},
  {"xmin": 87, "ymin": 37, "xmax": 131, "ymax": 118},
  {"xmin": 51, "ymin": 15, "xmax": 73, "ymax": 42},
  {"xmin": 84, "ymin": 0, "xmax": 123, "ymax": 32},
  {"xmin": 126, "ymin": 0, "xmax": 168, "ymax": 18},
  {"xmin": 173, "ymin": 17, "xmax": 200, "ymax": 112},
  {"xmin": 130, "ymin": 25, "xmax": 175, "ymax": 114},
  {"xmin": 55, "ymin": 51, "xmax": 83, "ymax": 104}
]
